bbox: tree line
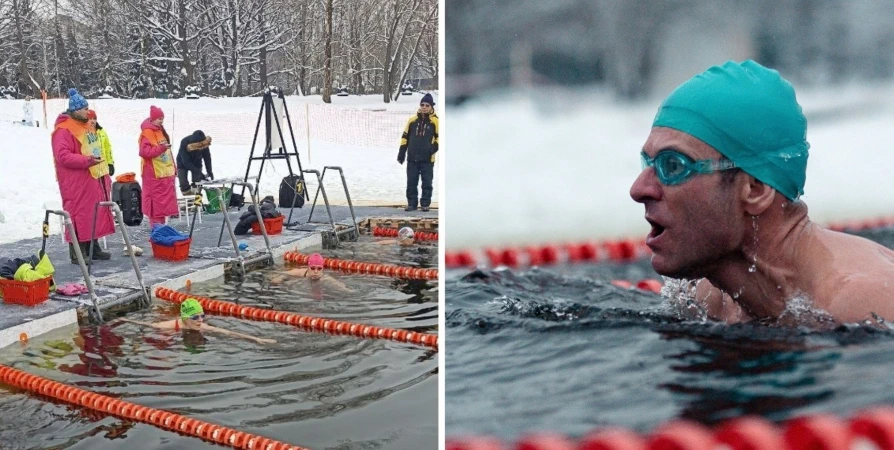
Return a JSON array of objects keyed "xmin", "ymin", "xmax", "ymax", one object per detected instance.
[{"xmin": 0, "ymin": 0, "xmax": 438, "ymax": 102}]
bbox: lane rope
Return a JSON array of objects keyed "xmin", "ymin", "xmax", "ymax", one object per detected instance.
[
  {"xmin": 154, "ymin": 288, "xmax": 438, "ymax": 351},
  {"xmin": 283, "ymin": 251, "xmax": 438, "ymax": 281},
  {"xmin": 372, "ymin": 226, "xmax": 438, "ymax": 241},
  {"xmin": 447, "ymin": 408, "xmax": 894, "ymax": 450},
  {"xmin": 0, "ymin": 364, "xmax": 308, "ymax": 450}
]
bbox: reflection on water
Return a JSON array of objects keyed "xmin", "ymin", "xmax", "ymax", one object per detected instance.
[{"xmin": 0, "ymin": 236, "xmax": 438, "ymax": 450}]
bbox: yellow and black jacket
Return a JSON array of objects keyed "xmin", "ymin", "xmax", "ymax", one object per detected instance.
[{"xmin": 398, "ymin": 112, "xmax": 439, "ymax": 163}]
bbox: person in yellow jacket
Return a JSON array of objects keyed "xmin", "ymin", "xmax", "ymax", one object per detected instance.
[
  {"xmin": 139, "ymin": 106, "xmax": 178, "ymax": 227},
  {"xmin": 87, "ymin": 109, "xmax": 115, "ymax": 176},
  {"xmin": 397, "ymin": 93, "xmax": 439, "ymax": 212}
]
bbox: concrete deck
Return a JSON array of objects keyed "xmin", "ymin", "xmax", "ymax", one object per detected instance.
[{"xmin": 0, "ymin": 204, "xmax": 437, "ymax": 349}]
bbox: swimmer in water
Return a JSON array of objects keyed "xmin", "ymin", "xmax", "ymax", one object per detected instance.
[
  {"xmin": 375, "ymin": 226, "xmax": 418, "ymax": 246},
  {"xmin": 117, "ymin": 298, "xmax": 276, "ymax": 344},
  {"xmin": 276, "ymin": 252, "xmax": 353, "ymax": 293},
  {"xmin": 630, "ymin": 60, "xmax": 894, "ymax": 325}
]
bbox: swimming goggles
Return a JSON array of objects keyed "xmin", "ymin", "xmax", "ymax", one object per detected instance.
[
  {"xmin": 189, "ymin": 314, "xmax": 205, "ymax": 321},
  {"xmin": 309, "ymin": 266, "xmax": 324, "ymax": 271},
  {"xmin": 640, "ymin": 150, "xmax": 737, "ymax": 185}
]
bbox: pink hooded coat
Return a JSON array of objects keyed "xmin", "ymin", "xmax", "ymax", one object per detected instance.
[
  {"xmin": 51, "ymin": 113, "xmax": 115, "ymax": 243},
  {"xmin": 139, "ymin": 118, "xmax": 178, "ymax": 221}
]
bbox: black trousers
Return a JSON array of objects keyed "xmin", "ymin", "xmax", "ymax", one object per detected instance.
[
  {"xmin": 406, "ymin": 161, "xmax": 434, "ymax": 207},
  {"xmin": 177, "ymin": 168, "xmax": 198, "ymax": 193}
]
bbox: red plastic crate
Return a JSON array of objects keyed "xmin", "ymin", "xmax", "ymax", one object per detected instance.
[
  {"xmin": 151, "ymin": 238, "xmax": 192, "ymax": 261},
  {"xmin": 0, "ymin": 277, "xmax": 51, "ymax": 306},
  {"xmin": 252, "ymin": 216, "xmax": 284, "ymax": 235}
]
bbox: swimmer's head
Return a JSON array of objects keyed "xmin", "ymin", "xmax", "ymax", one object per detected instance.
[
  {"xmin": 398, "ymin": 227, "xmax": 415, "ymax": 246},
  {"xmin": 180, "ymin": 298, "xmax": 205, "ymax": 329},
  {"xmin": 307, "ymin": 253, "xmax": 325, "ymax": 280}
]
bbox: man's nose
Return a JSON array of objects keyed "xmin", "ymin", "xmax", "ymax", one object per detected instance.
[{"xmin": 630, "ymin": 167, "xmax": 662, "ymax": 204}]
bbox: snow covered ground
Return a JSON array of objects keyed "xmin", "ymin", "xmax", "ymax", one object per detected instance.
[
  {"xmin": 0, "ymin": 93, "xmax": 440, "ymax": 244},
  {"xmin": 446, "ymin": 82, "xmax": 894, "ymax": 250}
]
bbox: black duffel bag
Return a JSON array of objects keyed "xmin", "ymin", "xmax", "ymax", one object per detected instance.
[
  {"xmin": 278, "ymin": 175, "xmax": 305, "ymax": 208},
  {"xmin": 112, "ymin": 181, "xmax": 143, "ymax": 226}
]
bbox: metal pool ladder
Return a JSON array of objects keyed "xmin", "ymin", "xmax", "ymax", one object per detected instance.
[{"xmin": 304, "ymin": 167, "xmax": 360, "ymax": 247}]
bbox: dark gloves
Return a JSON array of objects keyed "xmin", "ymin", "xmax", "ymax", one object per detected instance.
[
  {"xmin": 207, "ymin": 172, "xmax": 214, "ymax": 180},
  {"xmin": 108, "ymin": 164, "xmax": 115, "ymax": 176},
  {"xmin": 397, "ymin": 156, "xmax": 404, "ymax": 165}
]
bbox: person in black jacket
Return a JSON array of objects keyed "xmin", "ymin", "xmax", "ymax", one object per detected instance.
[
  {"xmin": 234, "ymin": 196, "xmax": 282, "ymax": 235},
  {"xmin": 176, "ymin": 130, "xmax": 213, "ymax": 195},
  {"xmin": 397, "ymin": 93, "xmax": 439, "ymax": 212}
]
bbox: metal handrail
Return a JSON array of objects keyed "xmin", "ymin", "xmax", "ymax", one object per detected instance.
[
  {"xmin": 200, "ymin": 179, "xmax": 273, "ymax": 274},
  {"xmin": 46, "ymin": 209, "xmax": 103, "ymax": 323},
  {"xmin": 89, "ymin": 202, "xmax": 150, "ymax": 308},
  {"xmin": 302, "ymin": 169, "xmax": 339, "ymax": 246}
]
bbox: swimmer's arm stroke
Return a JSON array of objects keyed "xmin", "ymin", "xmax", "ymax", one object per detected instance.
[
  {"xmin": 201, "ymin": 324, "xmax": 276, "ymax": 344},
  {"xmin": 115, "ymin": 317, "xmax": 169, "ymax": 329}
]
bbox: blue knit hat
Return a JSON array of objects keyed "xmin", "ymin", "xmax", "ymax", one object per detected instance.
[
  {"xmin": 652, "ymin": 60, "xmax": 809, "ymax": 200},
  {"xmin": 67, "ymin": 88, "xmax": 88, "ymax": 112},
  {"xmin": 421, "ymin": 93, "xmax": 435, "ymax": 106}
]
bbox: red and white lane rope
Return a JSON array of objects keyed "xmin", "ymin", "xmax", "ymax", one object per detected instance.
[
  {"xmin": 154, "ymin": 288, "xmax": 438, "ymax": 351},
  {"xmin": 0, "ymin": 364, "xmax": 308, "ymax": 450},
  {"xmin": 447, "ymin": 408, "xmax": 894, "ymax": 450}
]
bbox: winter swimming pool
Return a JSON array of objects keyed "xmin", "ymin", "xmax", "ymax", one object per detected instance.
[
  {"xmin": 445, "ymin": 227, "xmax": 894, "ymax": 441},
  {"xmin": 0, "ymin": 236, "xmax": 438, "ymax": 449}
]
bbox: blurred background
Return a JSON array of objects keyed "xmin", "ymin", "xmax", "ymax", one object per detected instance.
[{"xmin": 445, "ymin": 0, "xmax": 894, "ymax": 250}]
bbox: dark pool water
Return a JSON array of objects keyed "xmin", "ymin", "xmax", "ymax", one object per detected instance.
[
  {"xmin": 445, "ymin": 229, "xmax": 894, "ymax": 441},
  {"xmin": 0, "ymin": 238, "xmax": 438, "ymax": 449}
]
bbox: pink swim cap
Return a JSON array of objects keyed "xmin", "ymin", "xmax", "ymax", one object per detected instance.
[{"xmin": 308, "ymin": 253, "xmax": 324, "ymax": 267}]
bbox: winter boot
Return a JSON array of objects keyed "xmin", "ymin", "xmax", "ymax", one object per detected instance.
[
  {"xmin": 90, "ymin": 240, "xmax": 112, "ymax": 260},
  {"xmin": 69, "ymin": 243, "xmax": 91, "ymax": 265}
]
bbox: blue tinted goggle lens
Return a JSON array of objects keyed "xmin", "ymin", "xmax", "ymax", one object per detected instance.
[
  {"xmin": 640, "ymin": 151, "xmax": 736, "ymax": 185},
  {"xmin": 190, "ymin": 314, "xmax": 205, "ymax": 320}
]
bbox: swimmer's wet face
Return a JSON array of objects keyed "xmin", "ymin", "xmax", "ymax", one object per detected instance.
[
  {"xmin": 184, "ymin": 314, "xmax": 204, "ymax": 330},
  {"xmin": 631, "ymin": 127, "xmax": 745, "ymax": 279},
  {"xmin": 308, "ymin": 265, "xmax": 324, "ymax": 280}
]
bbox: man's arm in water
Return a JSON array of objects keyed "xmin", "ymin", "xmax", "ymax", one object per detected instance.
[
  {"xmin": 117, "ymin": 317, "xmax": 173, "ymax": 329},
  {"xmin": 202, "ymin": 324, "xmax": 276, "ymax": 344},
  {"xmin": 694, "ymin": 279, "xmax": 751, "ymax": 323}
]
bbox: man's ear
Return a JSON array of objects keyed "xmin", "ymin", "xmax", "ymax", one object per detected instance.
[{"xmin": 741, "ymin": 175, "xmax": 776, "ymax": 216}]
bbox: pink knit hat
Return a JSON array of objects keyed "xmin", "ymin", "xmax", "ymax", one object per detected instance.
[
  {"xmin": 308, "ymin": 253, "xmax": 324, "ymax": 267},
  {"xmin": 149, "ymin": 105, "xmax": 164, "ymax": 121}
]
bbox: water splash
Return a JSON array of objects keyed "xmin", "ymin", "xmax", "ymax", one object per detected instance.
[
  {"xmin": 660, "ymin": 277, "xmax": 708, "ymax": 321},
  {"xmin": 768, "ymin": 294, "xmax": 837, "ymax": 329}
]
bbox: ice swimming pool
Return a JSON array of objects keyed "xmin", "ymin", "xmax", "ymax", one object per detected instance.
[
  {"xmin": 445, "ymin": 227, "xmax": 894, "ymax": 441},
  {"xmin": 0, "ymin": 236, "xmax": 438, "ymax": 449}
]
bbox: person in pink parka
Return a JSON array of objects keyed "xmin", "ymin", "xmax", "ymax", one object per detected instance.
[
  {"xmin": 51, "ymin": 88, "xmax": 114, "ymax": 264},
  {"xmin": 139, "ymin": 106, "xmax": 178, "ymax": 227}
]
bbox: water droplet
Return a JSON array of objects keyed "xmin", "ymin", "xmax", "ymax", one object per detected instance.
[{"xmin": 748, "ymin": 264, "xmax": 756, "ymax": 273}]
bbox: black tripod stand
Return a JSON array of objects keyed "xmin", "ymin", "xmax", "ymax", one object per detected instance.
[{"xmin": 240, "ymin": 86, "xmax": 308, "ymax": 224}]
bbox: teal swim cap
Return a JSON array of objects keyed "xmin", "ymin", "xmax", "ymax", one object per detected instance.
[{"xmin": 652, "ymin": 60, "xmax": 809, "ymax": 200}]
